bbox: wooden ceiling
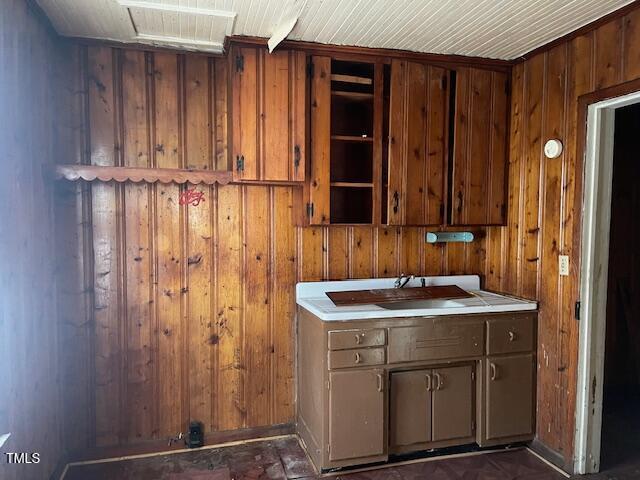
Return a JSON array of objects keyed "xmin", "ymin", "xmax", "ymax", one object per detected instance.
[{"xmin": 37, "ymin": 0, "xmax": 634, "ymax": 59}]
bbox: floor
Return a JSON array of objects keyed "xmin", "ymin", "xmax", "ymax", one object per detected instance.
[{"xmin": 64, "ymin": 436, "xmax": 567, "ymax": 480}]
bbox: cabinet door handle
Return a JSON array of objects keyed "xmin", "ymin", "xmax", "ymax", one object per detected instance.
[
  {"xmin": 425, "ymin": 373, "xmax": 432, "ymax": 391},
  {"xmin": 354, "ymin": 352, "xmax": 361, "ymax": 364},
  {"xmin": 490, "ymin": 362, "xmax": 498, "ymax": 381},
  {"xmin": 508, "ymin": 331, "xmax": 516, "ymax": 342},
  {"xmin": 434, "ymin": 372, "xmax": 442, "ymax": 390},
  {"xmin": 393, "ymin": 190, "xmax": 399, "ymax": 214},
  {"xmin": 376, "ymin": 373, "xmax": 383, "ymax": 392}
]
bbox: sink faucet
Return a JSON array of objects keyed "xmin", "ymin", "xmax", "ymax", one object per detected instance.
[{"xmin": 394, "ymin": 273, "xmax": 414, "ymax": 288}]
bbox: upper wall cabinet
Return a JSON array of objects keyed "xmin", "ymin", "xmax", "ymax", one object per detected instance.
[
  {"xmin": 386, "ymin": 60, "xmax": 449, "ymax": 226},
  {"xmin": 307, "ymin": 56, "xmax": 385, "ymax": 225},
  {"xmin": 450, "ymin": 67, "xmax": 509, "ymax": 225},
  {"xmin": 230, "ymin": 45, "xmax": 306, "ymax": 182}
]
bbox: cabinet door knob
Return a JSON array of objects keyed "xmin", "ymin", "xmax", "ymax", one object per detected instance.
[
  {"xmin": 425, "ymin": 373, "xmax": 432, "ymax": 391},
  {"xmin": 354, "ymin": 352, "xmax": 361, "ymax": 364},
  {"xmin": 508, "ymin": 331, "xmax": 516, "ymax": 342},
  {"xmin": 490, "ymin": 362, "xmax": 498, "ymax": 381}
]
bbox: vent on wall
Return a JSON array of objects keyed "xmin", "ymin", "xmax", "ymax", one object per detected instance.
[{"xmin": 117, "ymin": 1, "xmax": 236, "ymax": 53}]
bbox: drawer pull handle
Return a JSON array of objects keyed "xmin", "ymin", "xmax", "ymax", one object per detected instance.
[
  {"xmin": 425, "ymin": 373, "xmax": 432, "ymax": 391},
  {"xmin": 434, "ymin": 372, "xmax": 443, "ymax": 390},
  {"xmin": 354, "ymin": 334, "xmax": 361, "ymax": 345},
  {"xmin": 376, "ymin": 373, "xmax": 383, "ymax": 392},
  {"xmin": 490, "ymin": 362, "xmax": 498, "ymax": 381},
  {"xmin": 508, "ymin": 331, "xmax": 516, "ymax": 342},
  {"xmin": 354, "ymin": 352, "xmax": 362, "ymax": 364}
]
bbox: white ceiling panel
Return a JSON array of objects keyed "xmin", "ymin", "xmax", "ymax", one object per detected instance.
[{"xmin": 36, "ymin": 0, "xmax": 635, "ymax": 59}]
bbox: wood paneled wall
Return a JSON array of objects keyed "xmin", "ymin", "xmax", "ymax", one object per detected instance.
[
  {"xmin": 0, "ymin": 1, "xmax": 77, "ymax": 478},
  {"xmin": 485, "ymin": 5, "xmax": 640, "ymax": 467},
  {"xmin": 60, "ymin": 45, "xmax": 491, "ymax": 452}
]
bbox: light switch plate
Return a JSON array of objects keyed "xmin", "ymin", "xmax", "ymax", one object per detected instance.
[{"xmin": 559, "ymin": 255, "xmax": 570, "ymax": 276}]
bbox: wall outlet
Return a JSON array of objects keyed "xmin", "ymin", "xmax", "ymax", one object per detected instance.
[{"xmin": 559, "ymin": 255, "xmax": 570, "ymax": 276}]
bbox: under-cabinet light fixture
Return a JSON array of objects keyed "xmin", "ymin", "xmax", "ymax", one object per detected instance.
[{"xmin": 426, "ymin": 231, "xmax": 474, "ymax": 243}]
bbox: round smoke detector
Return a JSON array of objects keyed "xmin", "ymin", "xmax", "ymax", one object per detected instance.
[{"xmin": 544, "ymin": 139, "xmax": 563, "ymax": 159}]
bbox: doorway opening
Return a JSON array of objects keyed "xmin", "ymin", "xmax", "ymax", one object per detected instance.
[
  {"xmin": 574, "ymin": 88, "xmax": 640, "ymax": 475},
  {"xmin": 599, "ymin": 103, "xmax": 640, "ymax": 471}
]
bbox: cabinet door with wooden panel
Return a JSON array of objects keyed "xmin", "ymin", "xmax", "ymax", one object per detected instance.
[
  {"xmin": 328, "ymin": 368, "xmax": 386, "ymax": 461},
  {"xmin": 431, "ymin": 365, "xmax": 474, "ymax": 441},
  {"xmin": 485, "ymin": 353, "xmax": 534, "ymax": 440},
  {"xmin": 231, "ymin": 46, "xmax": 306, "ymax": 182},
  {"xmin": 390, "ymin": 369, "xmax": 432, "ymax": 448},
  {"xmin": 387, "ymin": 60, "xmax": 449, "ymax": 225},
  {"xmin": 451, "ymin": 67, "xmax": 509, "ymax": 225}
]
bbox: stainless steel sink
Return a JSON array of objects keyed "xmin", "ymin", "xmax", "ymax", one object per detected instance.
[{"xmin": 375, "ymin": 299, "xmax": 466, "ymax": 310}]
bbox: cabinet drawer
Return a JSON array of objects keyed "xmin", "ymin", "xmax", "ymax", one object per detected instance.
[
  {"xmin": 329, "ymin": 348, "xmax": 386, "ymax": 370},
  {"xmin": 328, "ymin": 329, "xmax": 387, "ymax": 350},
  {"xmin": 487, "ymin": 316, "xmax": 535, "ymax": 355},
  {"xmin": 388, "ymin": 320, "xmax": 483, "ymax": 363}
]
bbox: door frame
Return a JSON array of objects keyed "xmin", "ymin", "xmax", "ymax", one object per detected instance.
[{"xmin": 573, "ymin": 80, "xmax": 640, "ymax": 474}]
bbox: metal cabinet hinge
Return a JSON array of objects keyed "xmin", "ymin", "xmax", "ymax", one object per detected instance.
[
  {"xmin": 236, "ymin": 155, "xmax": 245, "ymax": 172},
  {"xmin": 575, "ymin": 301, "xmax": 581, "ymax": 321},
  {"xmin": 307, "ymin": 202, "xmax": 314, "ymax": 218},
  {"xmin": 235, "ymin": 55, "xmax": 244, "ymax": 73},
  {"xmin": 326, "ymin": 380, "xmax": 330, "ymax": 390},
  {"xmin": 294, "ymin": 145, "xmax": 301, "ymax": 168},
  {"xmin": 471, "ymin": 371, "xmax": 475, "ymax": 381}
]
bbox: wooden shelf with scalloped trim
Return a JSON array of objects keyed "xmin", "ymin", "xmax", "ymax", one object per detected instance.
[{"xmin": 54, "ymin": 165, "xmax": 233, "ymax": 185}]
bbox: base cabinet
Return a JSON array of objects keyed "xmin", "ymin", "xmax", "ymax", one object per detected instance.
[
  {"xmin": 485, "ymin": 353, "xmax": 534, "ymax": 440},
  {"xmin": 329, "ymin": 369, "xmax": 386, "ymax": 461},
  {"xmin": 297, "ymin": 309, "xmax": 537, "ymax": 472}
]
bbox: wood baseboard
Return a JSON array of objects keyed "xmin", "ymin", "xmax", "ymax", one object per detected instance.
[
  {"xmin": 65, "ymin": 423, "xmax": 295, "ymax": 465},
  {"xmin": 528, "ymin": 438, "xmax": 572, "ymax": 475}
]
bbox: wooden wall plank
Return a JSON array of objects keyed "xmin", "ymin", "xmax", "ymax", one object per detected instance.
[
  {"xmin": 327, "ymin": 227, "xmax": 349, "ymax": 279},
  {"xmin": 213, "ymin": 59, "xmax": 229, "ymax": 171},
  {"xmin": 272, "ymin": 187, "xmax": 296, "ymax": 423},
  {"xmin": 184, "ymin": 55, "xmax": 212, "ymax": 170},
  {"xmin": 153, "ymin": 52, "xmax": 184, "ymax": 437},
  {"xmin": 243, "ymin": 186, "xmax": 271, "ymax": 426},
  {"xmin": 216, "ymin": 185, "xmax": 245, "ymax": 430},
  {"xmin": 521, "ymin": 54, "xmax": 545, "ymax": 300},
  {"xmin": 594, "ymin": 18, "xmax": 623, "ymax": 89},
  {"xmin": 120, "ymin": 48, "xmax": 155, "ymax": 443},
  {"xmin": 536, "ymin": 44, "xmax": 567, "ymax": 450},
  {"xmin": 350, "ymin": 226, "xmax": 374, "ymax": 278},
  {"xmin": 186, "ymin": 185, "xmax": 214, "ymax": 429}
]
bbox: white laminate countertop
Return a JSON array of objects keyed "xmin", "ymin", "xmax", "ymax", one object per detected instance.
[{"xmin": 296, "ymin": 275, "xmax": 537, "ymax": 322}]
